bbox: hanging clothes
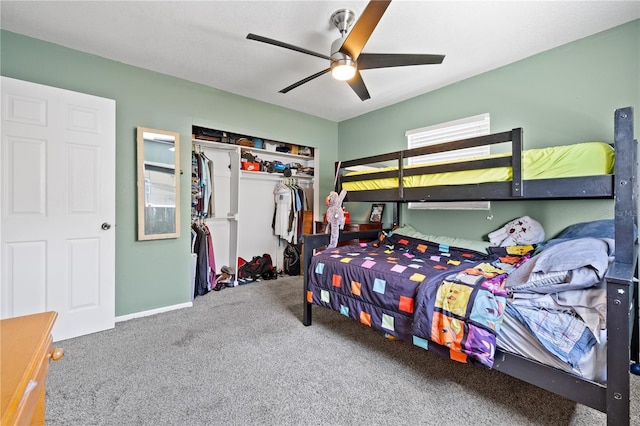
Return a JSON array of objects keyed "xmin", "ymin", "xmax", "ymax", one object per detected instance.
[
  {"xmin": 192, "ymin": 220, "xmax": 222, "ymax": 296},
  {"xmin": 294, "ymin": 185, "xmax": 306, "ymax": 243},
  {"xmin": 191, "ymin": 222, "xmax": 209, "ymax": 297},
  {"xmin": 191, "ymin": 149, "xmax": 215, "ymax": 218},
  {"xmin": 273, "ymin": 179, "xmax": 307, "ymax": 244},
  {"xmin": 199, "ymin": 152, "xmax": 212, "ymax": 217},
  {"xmin": 191, "ymin": 151, "xmax": 202, "ymax": 216},
  {"xmin": 191, "ymin": 146, "xmax": 220, "ymax": 297},
  {"xmin": 206, "ymin": 225, "xmax": 217, "ymax": 291},
  {"xmin": 273, "ymin": 181, "xmax": 294, "ymax": 242}
]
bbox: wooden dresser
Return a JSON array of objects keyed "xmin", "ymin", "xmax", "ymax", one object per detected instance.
[
  {"xmin": 315, "ymin": 221, "xmax": 383, "ymax": 246},
  {"xmin": 1, "ymin": 311, "xmax": 63, "ymax": 426}
]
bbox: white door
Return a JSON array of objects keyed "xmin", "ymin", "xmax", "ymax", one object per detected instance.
[{"xmin": 1, "ymin": 77, "xmax": 116, "ymax": 342}]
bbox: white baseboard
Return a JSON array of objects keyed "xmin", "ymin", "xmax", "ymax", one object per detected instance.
[{"xmin": 115, "ymin": 301, "xmax": 193, "ymax": 323}]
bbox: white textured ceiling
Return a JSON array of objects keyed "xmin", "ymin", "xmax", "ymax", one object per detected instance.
[{"xmin": 1, "ymin": 1, "xmax": 639, "ymax": 122}]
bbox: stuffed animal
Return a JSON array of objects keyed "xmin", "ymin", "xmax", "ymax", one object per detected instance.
[
  {"xmin": 325, "ymin": 189, "xmax": 347, "ymax": 248},
  {"xmin": 488, "ymin": 215, "xmax": 545, "ymax": 247}
]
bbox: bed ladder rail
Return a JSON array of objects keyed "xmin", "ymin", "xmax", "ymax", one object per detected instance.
[
  {"xmin": 603, "ymin": 106, "xmax": 637, "ymax": 426},
  {"xmin": 613, "ymin": 106, "xmax": 637, "ymax": 266}
]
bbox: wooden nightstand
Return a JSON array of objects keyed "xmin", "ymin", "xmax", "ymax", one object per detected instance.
[{"xmin": 315, "ymin": 221, "xmax": 382, "ymax": 246}]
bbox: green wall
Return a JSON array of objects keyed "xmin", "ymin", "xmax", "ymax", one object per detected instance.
[
  {"xmin": 2, "ymin": 20, "xmax": 639, "ymax": 317},
  {"xmin": 1, "ymin": 30, "xmax": 338, "ymax": 316},
  {"xmin": 339, "ymin": 20, "xmax": 640, "ymax": 240}
]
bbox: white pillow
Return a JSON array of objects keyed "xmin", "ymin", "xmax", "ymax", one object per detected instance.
[{"xmin": 392, "ymin": 224, "xmax": 490, "ymax": 254}]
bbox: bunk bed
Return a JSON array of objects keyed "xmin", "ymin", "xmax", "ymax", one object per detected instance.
[{"xmin": 302, "ymin": 107, "xmax": 637, "ymax": 425}]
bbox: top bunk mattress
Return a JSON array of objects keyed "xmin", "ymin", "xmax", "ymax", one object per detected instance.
[{"xmin": 342, "ymin": 142, "xmax": 614, "ymax": 191}]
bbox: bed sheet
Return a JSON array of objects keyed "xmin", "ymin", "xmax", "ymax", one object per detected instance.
[
  {"xmin": 497, "ymin": 310, "xmax": 606, "ymax": 383},
  {"xmin": 342, "ymin": 141, "xmax": 614, "ymax": 191}
]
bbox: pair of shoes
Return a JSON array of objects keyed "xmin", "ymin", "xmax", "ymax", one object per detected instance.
[{"xmin": 214, "ymin": 272, "xmax": 234, "ymax": 291}]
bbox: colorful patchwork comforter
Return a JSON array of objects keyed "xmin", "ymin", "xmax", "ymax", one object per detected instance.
[
  {"xmin": 412, "ymin": 245, "xmax": 531, "ymax": 367},
  {"xmin": 307, "ymin": 232, "xmax": 532, "ymax": 367}
]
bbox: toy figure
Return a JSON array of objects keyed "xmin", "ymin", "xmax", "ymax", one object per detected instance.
[
  {"xmin": 325, "ymin": 189, "xmax": 347, "ymax": 248},
  {"xmin": 488, "ymin": 215, "xmax": 545, "ymax": 246}
]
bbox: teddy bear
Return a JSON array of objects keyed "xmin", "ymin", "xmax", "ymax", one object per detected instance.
[{"xmin": 325, "ymin": 189, "xmax": 347, "ymax": 248}]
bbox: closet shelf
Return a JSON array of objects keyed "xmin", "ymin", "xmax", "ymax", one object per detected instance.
[
  {"xmin": 242, "ymin": 146, "xmax": 312, "ymax": 162},
  {"xmin": 240, "ymin": 170, "xmax": 313, "ymax": 181},
  {"xmin": 193, "ymin": 138, "xmax": 313, "ymax": 162},
  {"xmin": 192, "ymin": 139, "xmax": 237, "ymax": 151},
  {"xmin": 204, "ymin": 214, "xmax": 238, "ymax": 221}
]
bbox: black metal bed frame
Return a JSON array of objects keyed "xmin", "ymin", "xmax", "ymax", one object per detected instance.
[{"xmin": 302, "ymin": 107, "xmax": 637, "ymax": 425}]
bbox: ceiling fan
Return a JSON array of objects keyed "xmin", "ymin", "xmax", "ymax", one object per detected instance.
[{"xmin": 246, "ymin": 0, "xmax": 445, "ymax": 101}]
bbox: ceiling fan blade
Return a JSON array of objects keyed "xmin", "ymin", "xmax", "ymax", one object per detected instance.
[
  {"xmin": 339, "ymin": 0, "xmax": 391, "ymax": 61},
  {"xmin": 247, "ymin": 33, "xmax": 333, "ymax": 61},
  {"xmin": 358, "ymin": 53, "xmax": 445, "ymax": 70},
  {"xmin": 346, "ymin": 71, "xmax": 371, "ymax": 101},
  {"xmin": 279, "ymin": 68, "xmax": 331, "ymax": 94}
]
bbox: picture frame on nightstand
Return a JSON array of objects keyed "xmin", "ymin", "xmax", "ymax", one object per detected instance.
[{"xmin": 369, "ymin": 203, "xmax": 384, "ymax": 223}]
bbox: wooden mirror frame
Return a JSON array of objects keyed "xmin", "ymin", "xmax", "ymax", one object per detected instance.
[{"xmin": 136, "ymin": 127, "xmax": 180, "ymax": 240}]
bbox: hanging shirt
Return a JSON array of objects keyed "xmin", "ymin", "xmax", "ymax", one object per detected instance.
[
  {"xmin": 273, "ymin": 182, "xmax": 294, "ymax": 242},
  {"xmin": 204, "ymin": 224, "xmax": 217, "ymax": 291},
  {"xmin": 200, "ymin": 154, "xmax": 212, "ymax": 217}
]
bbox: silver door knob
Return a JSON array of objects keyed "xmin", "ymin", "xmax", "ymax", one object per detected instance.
[{"xmin": 101, "ymin": 222, "xmax": 111, "ymax": 230}]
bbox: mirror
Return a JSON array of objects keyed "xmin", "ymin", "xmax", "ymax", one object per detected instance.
[{"xmin": 137, "ymin": 127, "xmax": 180, "ymax": 240}]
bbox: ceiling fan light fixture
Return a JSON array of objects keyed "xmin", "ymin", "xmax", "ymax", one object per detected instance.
[
  {"xmin": 247, "ymin": 0, "xmax": 444, "ymax": 101},
  {"xmin": 331, "ymin": 58, "xmax": 356, "ymax": 81}
]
